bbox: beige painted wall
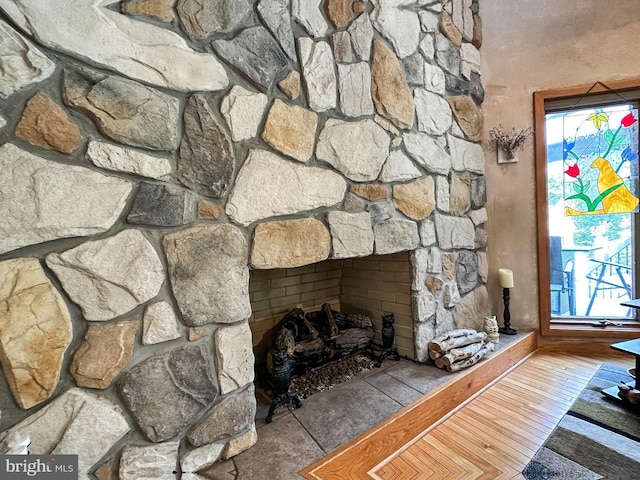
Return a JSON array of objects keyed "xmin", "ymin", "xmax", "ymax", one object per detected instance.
[{"xmin": 482, "ymin": 1, "xmax": 640, "ymax": 330}]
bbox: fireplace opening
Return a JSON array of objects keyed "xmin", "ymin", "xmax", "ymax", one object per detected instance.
[{"xmin": 249, "ymin": 252, "xmax": 413, "ymax": 397}]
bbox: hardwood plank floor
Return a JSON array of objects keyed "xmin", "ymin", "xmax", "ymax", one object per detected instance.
[{"xmin": 303, "ymin": 340, "xmax": 632, "ymax": 480}]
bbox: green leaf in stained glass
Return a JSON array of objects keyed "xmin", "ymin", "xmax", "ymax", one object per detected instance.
[
  {"xmin": 583, "ymin": 181, "xmax": 591, "ymax": 192},
  {"xmin": 573, "ymin": 182, "xmax": 581, "ymax": 193},
  {"xmin": 605, "ymin": 129, "xmax": 614, "ymax": 144},
  {"xmin": 612, "ymin": 134, "xmax": 626, "ymax": 146}
]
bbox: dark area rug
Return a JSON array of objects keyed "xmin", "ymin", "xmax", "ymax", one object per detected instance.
[{"xmin": 523, "ymin": 364, "xmax": 640, "ymax": 480}]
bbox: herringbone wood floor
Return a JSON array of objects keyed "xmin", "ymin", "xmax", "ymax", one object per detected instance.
[{"xmin": 304, "ymin": 341, "xmax": 632, "ymax": 480}]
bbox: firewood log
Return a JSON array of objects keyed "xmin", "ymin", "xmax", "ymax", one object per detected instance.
[
  {"xmin": 429, "ymin": 349, "xmax": 443, "ymax": 360},
  {"xmin": 428, "ymin": 330, "xmax": 487, "ymax": 353},
  {"xmin": 446, "ymin": 342, "xmax": 495, "ymax": 372},
  {"xmin": 441, "ymin": 342, "xmax": 484, "ymax": 367}
]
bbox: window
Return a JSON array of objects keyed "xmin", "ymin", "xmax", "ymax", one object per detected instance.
[{"xmin": 534, "ymin": 81, "xmax": 640, "ymax": 337}]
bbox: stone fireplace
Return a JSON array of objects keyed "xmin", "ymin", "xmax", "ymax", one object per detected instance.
[{"xmin": 0, "ymin": 0, "xmax": 489, "ymax": 477}]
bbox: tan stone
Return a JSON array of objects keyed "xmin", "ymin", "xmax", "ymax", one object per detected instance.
[
  {"xmin": 93, "ymin": 461, "xmax": 115, "ymax": 480},
  {"xmin": 440, "ymin": 11, "xmax": 462, "ymax": 48},
  {"xmin": 279, "ymin": 70, "xmax": 301, "ymax": 99},
  {"xmin": 15, "ymin": 92, "xmax": 82, "ymax": 154},
  {"xmin": 223, "ymin": 426, "xmax": 258, "ymax": 459},
  {"xmin": 122, "ymin": 0, "xmax": 175, "ymax": 22},
  {"xmin": 251, "ymin": 218, "xmax": 330, "ymax": 269},
  {"xmin": 472, "ymin": 14, "xmax": 483, "ymax": 49},
  {"xmin": 261, "ymin": 99, "xmax": 318, "ymax": 162},
  {"xmin": 448, "ymin": 96, "xmax": 483, "ymax": 141},
  {"xmin": 371, "ymin": 40, "xmax": 415, "ymax": 130},
  {"xmin": 350, "ymin": 184, "xmax": 388, "ymax": 200},
  {"xmin": 325, "ymin": 0, "xmax": 355, "ymax": 28},
  {"xmin": 450, "ymin": 172, "xmax": 471, "ymax": 216},
  {"xmin": 442, "ymin": 252, "xmax": 457, "ymax": 280},
  {"xmin": 425, "ymin": 276, "xmax": 444, "ymax": 295},
  {"xmin": 0, "ymin": 258, "xmax": 72, "ymax": 409},
  {"xmin": 189, "ymin": 328, "xmax": 207, "ymax": 341},
  {"xmin": 198, "ymin": 201, "xmax": 223, "ymax": 219},
  {"xmin": 393, "ymin": 177, "xmax": 436, "ymax": 221},
  {"xmin": 71, "ymin": 320, "xmax": 138, "ymax": 389}
]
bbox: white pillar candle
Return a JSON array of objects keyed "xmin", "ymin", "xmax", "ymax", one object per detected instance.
[{"xmin": 498, "ymin": 268, "xmax": 514, "ymax": 288}]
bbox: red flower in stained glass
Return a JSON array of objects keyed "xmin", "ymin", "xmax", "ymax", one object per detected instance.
[
  {"xmin": 565, "ymin": 163, "xmax": 580, "ymax": 178},
  {"xmin": 621, "ymin": 112, "xmax": 637, "ymax": 127}
]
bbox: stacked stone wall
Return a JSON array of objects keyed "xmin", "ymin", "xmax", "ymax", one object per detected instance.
[{"xmin": 0, "ymin": 0, "xmax": 488, "ymax": 476}]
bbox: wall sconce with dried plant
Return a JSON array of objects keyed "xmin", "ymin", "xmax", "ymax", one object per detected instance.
[{"xmin": 489, "ymin": 125, "xmax": 534, "ymax": 163}]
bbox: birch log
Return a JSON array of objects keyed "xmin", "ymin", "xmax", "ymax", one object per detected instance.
[
  {"xmin": 447, "ymin": 342, "xmax": 495, "ymax": 372},
  {"xmin": 441, "ymin": 342, "xmax": 484, "ymax": 366},
  {"xmin": 428, "ymin": 330, "xmax": 487, "ymax": 353}
]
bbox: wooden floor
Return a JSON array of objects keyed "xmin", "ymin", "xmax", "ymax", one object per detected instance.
[{"xmin": 302, "ymin": 340, "xmax": 632, "ymax": 480}]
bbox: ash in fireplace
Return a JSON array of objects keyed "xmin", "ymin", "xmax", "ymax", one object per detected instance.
[{"xmin": 289, "ymin": 353, "xmax": 376, "ymax": 399}]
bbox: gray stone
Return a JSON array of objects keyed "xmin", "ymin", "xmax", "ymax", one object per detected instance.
[
  {"xmin": 475, "ymin": 227, "xmax": 488, "ymax": 249},
  {"xmin": 380, "ymin": 150, "xmax": 422, "ymax": 182},
  {"xmin": 412, "ymin": 291, "xmax": 437, "ymax": 322},
  {"xmin": 164, "ymin": 224, "xmax": 250, "ymax": 326},
  {"xmin": 46, "ymin": 229, "xmax": 164, "ymax": 321},
  {"xmin": 258, "ymin": 0, "xmax": 297, "ymax": 60},
  {"xmin": 120, "ymin": 442, "xmax": 179, "ymax": 480},
  {"xmin": 316, "ymin": 119, "xmax": 390, "ymax": 182},
  {"xmin": 292, "ymin": 0, "xmax": 328, "ymax": 37},
  {"xmin": 0, "ymin": 388, "xmax": 129, "ymax": 478},
  {"xmin": 453, "ymin": 286, "xmax": 490, "ymax": 332},
  {"xmin": 178, "ymin": 94, "xmax": 235, "ymax": 198},
  {"xmin": 419, "ymin": 35, "xmax": 435, "ymax": 61},
  {"xmin": 214, "ymin": 322, "xmax": 255, "ymax": 394},
  {"xmin": 424, "ymin": 63, "xmax": 446, "ymax": 94},
  {"xmin": 448, "ymin": 134, "xmax": 485, "ymax": 174},
  {"xmin": 456, "ymin": 250, "xmax": 478, "ymax": 295},
  {"xmin": 0, "ymin": 19, "xmax": 55, "ymax": 99},
  {"xmin": 373, "ymin": 218, "xmax": 420, "ymax": 254},
  {"xmin": 470, "ymin": 71, "xmax": 485, "ymax": 105},
  {"xmin": 338, "ymin": 62, "xmax": 374, "ymax": 117},
  {"xmin": 414, "ymin": 89, "xmax": 452, "ymax": 135},
  {"xmin": 403, "ymin": 132, "xmax": 451, "ymax": 175},
  {"xmin": 1, "ymin": 0, "xmax": 228, "ymax": 92},
  {"xmin": 0, "ymin": 114, "xmax": 5, "ymax": 129},
  {"xmin": 371, "ymin": 0, "xmax": 420, "ymax": 58},
  {"xmin": 220, "ymin": 86, "xmax": 269, "ymax": 142},
  {"xmin": 226, "ymin": 149, "xmax": 346, "ymax": 226},
  {"xmin": 469, "ymin": 207, "xmax": 487, "ymax": 226},
  {"xmin": 177, "ymin": 0, "xmax": 251, "ymax": 38},
  {"xmin": 327, "ymin": 211, "xmax": 374, "ymax": 259},
  {"xmin": 435, "ymin": 33, "xmax": 461, "ymax": 77},
  {"xmin": 460, "ymin": 43, "xmax": 481, "ymax": 78},
  {"xmin": 213, "ymin": 26, "xmax": 288, "ymax": 91},
  {"xmin": 427, "ymin": 246, "xmax": 443, "ymax": 274},
  {"xmin": 419, "ymin": 10, "xmax": 439, "ymax": 33},
  {"xmin": 471, "ymin": 176, "xmax": 487, "ymax": 208},
  {"xmin": 402, "ymin": 52, "xmax": 424, "ymax": 85},
  {"xmin": 181, "ymin": 443, "xmax": 225, "ymax": 473},
  {"xmin": 478, "ymin": 251, "xmax": 488, "ymax": 283},
  {"xmin": 63, "ymin": 67, "xmax": 180, "ymax": 151},
  {"xmin": 188, "ymin": 386, "xmax": 256, "ymax": 446},
  {"xmin": 414, "ymin": 321, "xmax": 436, "ymax": 362},
  {"xmin": 410, "ymin": 248, "xmax": 429, "ymax": 291},
  {"xmin": 348, "ymin": 13, "xmax": 374, "ymax": 61},
  {"xmin": 0, "ymin": 143, "xmax": 132, "ymax": 255},
  {"xmin": 127, "ymin": 182, "xmax": 196, "ymax": 226},
  {"xmin": 436, "ymin": 175, "xmax": 450, "ymax": 212},
  {"xmin": 118, "ymin": 344, "xmax": 218, "ymax": 442},
  {"xmin": 433, "ymin": 213, "xmax": 475, "ymax": 249},
  {"xmin": 251, "ymin": 218, "xmax": 331, "ymax": 269},
  {"xmin": 367, "ymin": 202, "xmax": 395, "ymax": 223},
  {"xmin": 419, "ymin": 219, "xmax": 437, "ymax": 246},
  {"xmin": 87, "ymin": 141, "xmax": 172, "ymax": 180},
  {"xmin": 462, "ymin": 0, "xmax": 474, "ymax": 41},
  {"xmin": 332, "ymin": 31, "xmax": 354, "ymax": 63},
  {"xmin": 299, "ymin": 38, "xmax": 337, "ymax": 112},
  {"xmin": 0, "ymin": 258, "xmax": 72, "ymax": 409},
  {"xmin": 143, "ymin": 301, "xmax": 181, "ymax": 345}
]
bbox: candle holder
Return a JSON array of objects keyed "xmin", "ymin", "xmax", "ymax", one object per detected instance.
[{"xmin": 500, "ymin": 287, "xmax": 517, "ymax": 335}]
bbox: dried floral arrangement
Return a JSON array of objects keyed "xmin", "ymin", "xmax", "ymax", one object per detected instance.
[{"xmin": 488, "ymin": 125, "xmax": 534, "ymax": 160}]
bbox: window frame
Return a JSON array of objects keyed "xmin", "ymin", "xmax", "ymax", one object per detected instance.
[{"xmin": 534, "ymin": 79, "xmax": 640, "ymax": 338}]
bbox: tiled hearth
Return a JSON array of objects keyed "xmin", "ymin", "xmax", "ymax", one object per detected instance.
[{"xmin": 0, "ymin": 0, "xmax": 488, "ymax": 477}]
